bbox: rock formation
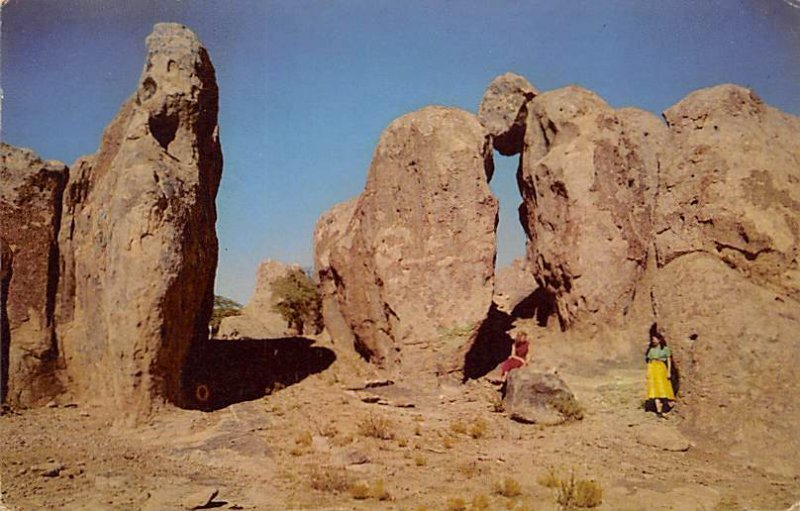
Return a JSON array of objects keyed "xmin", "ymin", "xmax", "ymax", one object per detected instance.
[
  {"xmin": 56, "ymin": 23, "xmax": 222, "ymax": 415},
  {"xmin": 478, "ymin": 72, "xmax": 539, "ymax": 156},
  {"xmin": 503, "ymin": 367, "xmax": 582, "ymax": 425},
  {"xmin": 217, "ymin": 260, "xmax": 301, "ymax": 339},
  {"xmin": 650, "ymin": 84, "xmax": 800, "ymax": 477},
  {"xmin": 0, "ymin": 144, "xmax": 67, "ymax": 406},
  {"xmin": 313, "ymin": 199, "xmax": 358, "ymax": 350},
  {"xmin": 652, "ymin": 252, "xmax": 800, "ymax": 476},
  {"xmin": 517, "ymin": 86, "xmax": 665, "ymax": 328},
  {"xmin": 317, "ymin": 106, "xmax": 498, "ymax": 371},
  {"xmin": 656, "ymin": 84, "xmax": 800, "ymax": 301},
  {"xmin": 493, "ymin": 258, "xmax": 537, "ymax": 313}
]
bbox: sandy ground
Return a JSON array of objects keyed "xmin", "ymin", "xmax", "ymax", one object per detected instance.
[{"xmin": 2, "ymin": 320, "xmax": 799, "ymax": 511}]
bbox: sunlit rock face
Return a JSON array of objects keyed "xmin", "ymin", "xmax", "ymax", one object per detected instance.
[
  {"xmin": 656, "ymin": 84, "xmax": 800, "ymax": 301},
  {"xmin": 0, "ymin": 143, "xmax": 67, "ymax": 406},
  {"xmin": 57, "ymin": 23, "xmax": 222, "ymax": 417},
  {"xmin": 318, "ymin": 106, "xmax": 498, "ymax": 374},
  {"xmin": 518, "ymin": 86, "xmax": 664, "ymax": 329}
]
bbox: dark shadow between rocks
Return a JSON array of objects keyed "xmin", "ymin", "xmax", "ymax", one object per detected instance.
[
  {"xmin": 511, "ymin": 287, "xmax": 556, "ymax": 327},
  {"xmin": 462, "ymin": 303, "xmax": 514, "ymax": 381},
  {"xmin": 180, "ymin": 337, "xmax": 335, "ymax": 411}
]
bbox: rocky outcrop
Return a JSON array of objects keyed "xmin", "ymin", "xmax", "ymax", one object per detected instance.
[
  {"xmin": 56, "ymin": 23, "xmax": 222, "ymax": 415},
  {"xmin": 217, "ymin": 260, "xmax": 300, "ymax": 339},
  {"xmin": 0, "ymin": 144, "xmax": 67, "ymax": 406},
  {"xmin": 318, "ymin": 106, "xmax": 498, "ymax": 371},
  {"xmin": 503, "ymin": 368, "xmax": 582, "ymax": 425},
  {"xmin": 656, "ymin": 84, "xmax": 800, "ymax": 301},
  {"xmin": 313, "ymin": 199, "xmax": 358, "ymax": 350},
  {"xmin": 493, "ymin": 258, "xmax": 537, "ymax": 313},
  {"xmin": 652, "ymin": 252, "xmax": 800, "ymax": 476},
  {"xmin": 478, "ymin": 73, "xmax": 539, "ymax": 156},
  {"xmin": 518, "ymin": 86, "xmax": 665, "ymax": 328}
]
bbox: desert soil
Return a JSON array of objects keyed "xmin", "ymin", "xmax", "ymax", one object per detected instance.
[{"xmin": 2, "ymin": 320, "xmax": 798, "ymax": 511}]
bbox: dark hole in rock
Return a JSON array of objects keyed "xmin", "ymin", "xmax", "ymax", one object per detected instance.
[
  {"xmin": 180, "ymin": 337, "xmax": 336, "ymax": 411},
  {"xmin": 140, "ymin": 76, "xmax": 157, "ymax": 102},
  {"xmin": 689, "ymin": 333, "xmax": 698, "ymax": 341},
  {"xmin": 149, "ymin": 111, "xmax": 179, "ymax": 151}
]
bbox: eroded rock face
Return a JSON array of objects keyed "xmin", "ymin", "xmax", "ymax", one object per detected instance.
[
  {"xmin": 478, "ymin": 73, "xmax": 539, "ymax": 156},
  {"xmin": 313, "ymin": 199, "xmax": 358, "ymax": 350},
  {"xmin": 320, "ymin": 107, "xmax": 498, "ymax": 371},
  {"xmin": 656, "ymin": 85, "xmax": 800, "ymax": 301},
  {"xmin": 652, "ymin": 252, "xmax": 800, "ymax": 476},
  {"xmin": 519, "ymin": 87, "xmax": 665, "ymax": 328},
  {"xmin": 217, "ymin": 260, "xmax": 301, "ymax": 339},
  {"xmin": 57, "ymin": 23, "xmax": 222, "ymax": 415},
  {"xmin": 0, "ymin": 144, "xmax": 67, "ymax": 406}
]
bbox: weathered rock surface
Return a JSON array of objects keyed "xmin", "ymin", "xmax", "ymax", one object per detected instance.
[
  {"xmin": 313, "ymin": 199, "xmax": 358, "ymax": 350},
  {"xmin": 493, "ymin": 258, "xmax": 538, "ymax": 313},
  {"xmin": 519, "ymin": 86, "xmax": 665, "ymax": 328},
  {"xmin": 503, "ymin": 367, "xmax": 581, "ymax": 425},
  {"xmin": 656, "ymin": 84, "xmax": 800, "ymax": 301},
  {"xmin": 653, "ymin": 252, "xmax": 800, "ymax": 476},
  {"xmin": 319, "ymin": 106, "xmax": 498, "ymax": 371},
  {"xmin": 217, "ymin": 260, "xmax": 300, "ymax": 339},
  {"xmin": 0, "ymin": 143, "xmax": 67, "ymax": 406},
  {"xmin": 478, "ymin": 72, "xmax": 539, "ymax": 156},
  {"xmin": 56, "ymin": 23, "xmax": 222, "ymax": 415}
]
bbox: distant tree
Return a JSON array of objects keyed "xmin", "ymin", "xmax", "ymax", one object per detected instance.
[
  {"xmin": 271, "ymin": 268, "xmax": 322, "ymax": 335},
  {"xmin": 210, "ymin": 294, "xmax": 243, "ymax": 332}
]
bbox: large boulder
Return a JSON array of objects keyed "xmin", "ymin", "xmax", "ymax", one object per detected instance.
[
  {"xmin": 313, "ymin": 199, "xmax": 358, "ymax": 350},
  {"xmin": 478, "ymin": 72, "xmax": 539, "ymax": 156},
  {"xmin": 656, "ymin": 84, "xmax": 800, "ymax": 301},
  {"xmin": 503, "ymin": 367, "xmax": 582, "ymax": 425},
  {"xmin": 320, "ymin": 106, "xmax": 498, "ymax": 372},
  {"xmin": 518, "ymin": 86, "xmax": 666, "ymax": 328},
  {"xmin": 0, "ymin": 144, "xmax": 67, "ymax": 406},
  {"xmin": 652, "ymin": 252, "xmax": 800, "ymax": 477},
  {"xmin": 217, "ymin": 260, "xmax": 301, "ymax": 339},
  {"xmin": 56, "ymin": 23, "xmax": 222, "ymax": 416}
]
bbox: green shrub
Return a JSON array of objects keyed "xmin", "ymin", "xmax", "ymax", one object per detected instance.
[
  {"xmin": 271, "ymin": 268, "xmax": 322, "ymax": 334},
  {"xmin": 210, "ymin": 294, "xmax": 243, "ymax": 331}
]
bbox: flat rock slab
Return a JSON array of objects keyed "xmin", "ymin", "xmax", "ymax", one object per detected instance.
[{"xmin": 634, "ymin": 424, "xmax": 690, "ymax": 452}]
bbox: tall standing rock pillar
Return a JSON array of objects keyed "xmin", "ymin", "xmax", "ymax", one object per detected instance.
[
  {"xmin": 0, "ymin": 144, "xmax": 67, "ymax": 406},
  {"xmin": 57, "ymin": 23, "xmax": 222, "ymax": 416}
]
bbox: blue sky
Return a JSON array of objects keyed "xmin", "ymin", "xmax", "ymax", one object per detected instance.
[{"xmin": 3, "ymin": 0, "xmax": 799, "ymax": 303}]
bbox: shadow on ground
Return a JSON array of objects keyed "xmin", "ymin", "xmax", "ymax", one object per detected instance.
[
  {"xmin": 180, "ymin": 337, "xmax": 335, "ymax": 411},
  {"xmin": 462, "ymin": 288, "xmax": 557, "ymax": 381}
]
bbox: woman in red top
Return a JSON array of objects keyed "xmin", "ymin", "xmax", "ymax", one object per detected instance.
[{"xmin": 500, "ymin": 333, "xmax": 530, "ymax": 382}]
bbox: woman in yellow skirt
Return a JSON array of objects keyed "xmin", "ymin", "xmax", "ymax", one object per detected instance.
[{"xmin": 646, "ymin": 323, "xmax": 675, "ymax": 418}]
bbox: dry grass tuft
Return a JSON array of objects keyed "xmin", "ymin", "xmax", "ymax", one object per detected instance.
[
  {"xmin": 447, "ymin": 497, "xmax": 467, "ymax": 511},
  {"xmin": 556, "ymin": 470, "xmax": 602, "ymax": 508},
  {"xmin": 468, "ymin": 418, "xmax": 488, "ymax": 439},
  {"xmin": 450, "ymin": 420, "xmax": 468, "ymax": 435},
  {"xmin": 309, "ymin": 465, "xmax": 350, "ymax": 494},
  {"xmin": 349, "ymin": 479, "xmax": 391, "ymax": 501},
  {"xmin": 471, "ymin": 493, "xmax": 490, "ymax": 511},
  {"xmin": 414, "ymin": 453, "xmax": 427, "ymax": 467},
  {"xmin": 549, "ymin": 394, "xmax": 585, "ymax": 421},
  {"xmin": 537, "ymin": 465, "xmax": 560, "ymax": 488},
  {"xmin": 494, "ymin": 477, "xmax": 522, "ymax": 498},
  {"xmin": 357, "ymin": 414, "xmax": 395, "ymax": 440}
]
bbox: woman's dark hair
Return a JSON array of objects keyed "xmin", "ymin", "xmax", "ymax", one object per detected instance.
[{"xmin": 645, "ymin": 323, "xmax": 667, "ymax": 362}]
